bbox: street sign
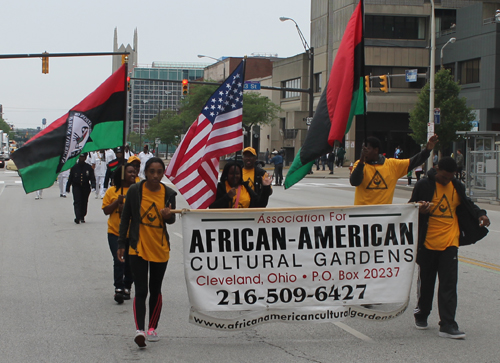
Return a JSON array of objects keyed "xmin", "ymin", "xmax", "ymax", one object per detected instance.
[
  {"xmin": 244, "ymin": 81, "xmax": 261, "ymax": 90},
  {"xmin": 427, "ymin": 122, "xmax": 434, "ymax": 133},
  {"xmin": 306, "ymin": 117, "xmax": 313, "ymax": 125},
  {"xmin": 405, "ymin": 69, "xmax": 418, "ymax": 82},
  {"xmin": 155, "ymin": 138, "xmax": 161, "ymax": 145},
  {"xmin": 434, "ymin": 108, "xmax": 441, "ymax": 125}
]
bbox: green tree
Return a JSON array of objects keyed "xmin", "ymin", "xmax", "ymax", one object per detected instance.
[
  {"xmin": 146, "ymin": 109, "xmax": 184, "ymax": 145},
  {"xmin": 409, "ymin": 69, "xmax": 474, "ymax": 151},
  {"xmin": 0, "ymin": 117, "xmax": 15, "ymax": 138}
]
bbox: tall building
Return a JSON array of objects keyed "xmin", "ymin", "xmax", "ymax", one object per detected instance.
[
  {"xmin": 129, "ymin": 62, "xmax": 207, "ymax": 135},
  {"xmin": 311, "ymin": 0, "xmax": 500, "ymax": 162},
  {"xmin": 112, "ymin": 27, "xmax": 138, "ymax": 73}
]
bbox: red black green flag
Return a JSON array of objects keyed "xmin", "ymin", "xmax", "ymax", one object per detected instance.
[
  {"xmin": 285, "ymin": 0, "xmax": 365, "ymax": 189},
  {"xmin": 12, "ymin": 64, "xmax": 127, "ymax": 194}
]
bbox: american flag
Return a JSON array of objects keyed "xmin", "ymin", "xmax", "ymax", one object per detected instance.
[{"xmin": 165, "ymin": 60, "xmax": 245, "ymax": 209}]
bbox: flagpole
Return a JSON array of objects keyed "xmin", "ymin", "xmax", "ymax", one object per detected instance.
[
  {"xmin": 361, "ymin": 0, "xmax": 367, "ymax": 145},
  {"xmin": 121, "ymin": 58, "xmax": 129, "ymax": 195}
]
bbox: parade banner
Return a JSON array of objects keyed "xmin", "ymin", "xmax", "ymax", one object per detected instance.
[{"xmin": 181, "ymin": 204, "xmax": 419, "ymax": 330}]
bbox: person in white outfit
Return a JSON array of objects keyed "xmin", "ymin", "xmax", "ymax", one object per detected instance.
[
  {"xmin": 105, "ymin": 149, "xmax": 116, "ymax": 164},
  {"xmin": 58, "ymin": 169, "xmax": 70, "ymax": 197},
  {"xmin": 92, "ymin": 150, "xmax": 108, "ymax": 199},
  {"xmin": 138, "ymin": 145, "xmax": 153, "ymax": 179},
  {"xmin": 124, "ymin": 144, "xmax": 133, "ymax": 160},
  {"xmin": 35, "ymin": 189, "xmax": 43, "ymax": 199}
]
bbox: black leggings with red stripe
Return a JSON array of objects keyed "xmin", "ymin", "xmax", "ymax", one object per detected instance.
[{"xmin": 129, "ymin": 255, "xmax": 168, "ymax": 331}]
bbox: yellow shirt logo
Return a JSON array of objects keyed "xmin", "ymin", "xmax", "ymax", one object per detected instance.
[{"xmin": 366, "ymin": 170, "xmax": 388, "ymax": 189}]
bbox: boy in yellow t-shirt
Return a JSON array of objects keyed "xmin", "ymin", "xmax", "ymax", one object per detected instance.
[
  {"xmin": 409, "ymin": 157, "xmax": 490, "ymax": 339},
  {"xmin": 350, "ymin": 135, "xmax": 438, "ymax": 205}
]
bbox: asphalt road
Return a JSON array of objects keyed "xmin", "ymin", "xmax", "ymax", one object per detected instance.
[{"xmin": 0, "ymin": 168, "xmax": 499, "ymax": 363}]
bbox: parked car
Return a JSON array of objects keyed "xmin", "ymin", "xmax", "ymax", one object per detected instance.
[
  {"xmin": 6, "ymin": 159, "xmax": 18, "ymax": 171},
  {"xmin": 0, "ymin": 158, "xmax": 4, "ymax": 168}
]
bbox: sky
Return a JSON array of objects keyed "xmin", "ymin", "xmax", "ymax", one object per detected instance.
[{"xmin": 0, "ymin": 0, "xmax": 311, "ymax": 129}]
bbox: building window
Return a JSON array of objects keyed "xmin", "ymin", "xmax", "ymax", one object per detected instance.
[
  {"xmin": 282, "ymin": 78, "xmax": 301, "ymax": 98},
  {"xmin": 365, "ymin": 16, "xmax": 425, "ymax": 40},
  {"xmin": 314, "ymin": 73, "xmax": 322, "ymax": 93},
  {"xmin": 459, "ymin": 59, "xmax": 480, "ymax": 84}
]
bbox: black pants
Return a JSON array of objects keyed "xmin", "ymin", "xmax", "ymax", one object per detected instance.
[
  {"xmin": 129, "ymin": 255, "xmax": 168, "ymax": 331},
  {"xmin": 274, "ymin": 165, "xmax": 283, "ymax": 186},
  {"xmin": 72, "ymin": 186, "xmax": 91, "ymax": 221},
  {"xmin": 107, "ymin": 234, "xmax": 133, "ymax": 290},
  {"xmin": 415, "ymin": 246, "xmax": 459, "ymax": 329},
  {"xmin": 416, "ymin": 170, "xmax": 423, "ymax": 181},
  {"xmin": 337, "ymin": 157, "xmax": 344, "ymax": 167}
]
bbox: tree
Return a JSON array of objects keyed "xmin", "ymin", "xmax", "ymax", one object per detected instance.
[
  {"xmin": 0, "ymin": 117, "xmax": 14, "ymax": 138},
  {"xmin": 146, "ymin": 109, "xmax": 184, "ymax": 146},
  {"xmin": 178, "ymin": 83, "xmax": 282, "ymax": 134},
  {"xmin": 409, "ymin": 69, "xmax": 475, "ymax": 152}
]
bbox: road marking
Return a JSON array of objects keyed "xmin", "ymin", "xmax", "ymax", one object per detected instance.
[
  {"xmin": 334, "ymin": 322, "xmax": 374, "ymax": 342},
  {"xmin": 174, "ymin": 232, "xmax": 183, "ymax": 239},
  {"xmin": 15, "ymin": 181, "xmax": 22, "ymax": 184},
  {"xmin": 0, "ymin": 181, "xmax": 4, "ymax": 184},
  {"xmin": 459, "ymin": 256, "xmax": 500, "ymax": 272}
]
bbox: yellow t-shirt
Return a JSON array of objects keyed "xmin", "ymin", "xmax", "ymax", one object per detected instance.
[
  {"xmin": 353, "ymin": 158, "xmax": 410, "ymax": 205},
  {"xmin": 129, "ymin": 185, "xmax": 170, "ymax": 262},
  {"xmin": 102, "ymin": 186, "xmax": 129, "ymax": 236},
  {"xmin": 225, "ymin": 182, "xmax": 251, "ymax": 208},
  {"xmin": 242, "ymin": 168, "xmax": 269, "ymax": 191},
  {"xmin": 424, "ymin": 182, "xmax": 460, "ymax": 250}
]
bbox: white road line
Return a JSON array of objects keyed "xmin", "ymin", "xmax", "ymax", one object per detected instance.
[
  {"xmin": 0, "ymin": 181, "xmax": 4, "ymax": 184},
  {"xmin": 15, "ymin": 181, "xmax": 22, "ymax": 184},
  {"xmin": 174, "ymin": 232, "xmax": 183, "ymax": 239},
  {"xmin": 334, "ymin": 322, "xmax": 374, "ymax": 342}
]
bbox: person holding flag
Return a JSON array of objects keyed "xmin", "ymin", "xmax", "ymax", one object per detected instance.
[{"xmin": 350, "ymin": 135, "xmax": 438, "ymax": 205}]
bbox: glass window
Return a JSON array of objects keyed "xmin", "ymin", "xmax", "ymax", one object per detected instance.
[
  {"xmin": 282, "ymin": 78, "xmax": 301, "ymax": 98},
  {"xmin": 459, "ymin": 59, "xmax": 480, "ymax": 84},
  {"xmin": 366, "ymin": 15, "xmax": 425, "ymax": 40},
  {"xmin": 314, "ymin": 73, "xmax": 322, "ymax": 93}
]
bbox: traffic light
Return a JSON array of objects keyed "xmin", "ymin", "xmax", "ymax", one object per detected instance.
[
  {"xmin": 379, "ymin": 75, "xmax": 389, "ymax": 93},
  {"xmin": 121, "ymin": 54, "xmax": 127, "ymax": 65},
  {"xmin": 364, "ymin": 75, "xmax": 370, "ymax": 93},
  {"xmin": 182, "ymin": 79, "xmax": 189, "ymax": 96},
  {"xmin": 127, "ymin": 76, "xmax": 131, "ymax": 92},
  {"xmin": 42, "ymin": 52, "xmax": 49, "ymax": 74}
]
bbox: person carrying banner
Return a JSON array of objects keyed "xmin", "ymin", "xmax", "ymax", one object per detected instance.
[
  {"xmin": 66, "ymin": 153, "xmax": 96, "ymax": 224},
  {"xmin": 350, "ymin": 135, "xmax": 438, "ymax": 205},
  {"xmin": 409, "ymin": 157, "xmax": 490, "ymax": 339},
  {"xmin": 117, "ymin": 157, "xmax": 177, "ymax": 348},
  {"xmin": 102, "ymin": 164, "xmax": 136, "ymax": 304},
  {"xmin": 210, "ymin": 161, "xmax": 272, "ymax": 209},
  {"xmin": 241, "ymin": 147, "xmax": 273, "ymax": 204}
]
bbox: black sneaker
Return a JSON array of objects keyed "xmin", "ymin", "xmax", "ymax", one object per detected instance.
[
  {"xmin": 415, "ymin": 318, "xmax": 428, "ymax": 330},
  {"xmin": 123, "ymin": 288, "xmax": 131, "ymax": 300},
  {"xmin": 74, "ymin": 218, "xmax": 80, "ymax": 224},
  {"xmin": 439, "ymin": 326, "xmax": 466, "ymax": 339},
  {"xmin": 80, "ymin": 219, "xmax": 85, "ymax": 223},
  {"xmin": 114, "ymin": 289, "xmax": 124, "ymax": 304}
]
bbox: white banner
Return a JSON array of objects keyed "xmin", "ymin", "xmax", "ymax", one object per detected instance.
[{"xmin": 181, "ymin": 204, "xmax": 419, "ymax": 329}]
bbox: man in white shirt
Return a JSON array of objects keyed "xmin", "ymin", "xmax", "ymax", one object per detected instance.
[
  {"xmin": 138, "ymin": 145, "xmax": 153, "ymax": 179},
  {"xmin": 92, "ymin": 150, "xmax": 107, "ymax": 198}
]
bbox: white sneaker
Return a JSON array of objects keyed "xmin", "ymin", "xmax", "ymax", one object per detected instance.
[
  {"xmin": 147, "ymin": 328, "xmax": 159, "ymax": 342},
  {"xmin": 134, "ymin": 330, "xmax": 147, "ymax": 348}
]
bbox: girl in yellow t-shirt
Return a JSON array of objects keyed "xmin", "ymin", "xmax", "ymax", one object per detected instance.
[
  {"xmin": 117, "ymin": 158, "xmax": 176, "ymax": 348},
  {"xmin": 102, "ymin": 164, "xmax": 137, "ymax": 304},
  {"xmin": 209, "ymin": 161, "xmax": 272, "ymax": 209}
]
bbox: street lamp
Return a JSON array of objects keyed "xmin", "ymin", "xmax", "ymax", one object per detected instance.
[
  {"xmin": 198, "ymin": 54, "xmax": 225, "ymax": 80},
  {"xmin": 428, "ymin": 0, "xmax": 436, "ymax": 171},
  {"xmin": 280, "ymin": 16, "xmax": 314, "ymax": 117},
  {"xmin": 440, "ymin": 37, "xmax": 456, "ymax": 69},
  {"xmin": 139, "ymin": 100, "xmax": 148, "ymax": 148}
]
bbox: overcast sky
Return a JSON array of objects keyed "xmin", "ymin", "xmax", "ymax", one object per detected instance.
[{"xmin": 1, "ymin": 0, "xmax": 311, "ymax": 129}]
